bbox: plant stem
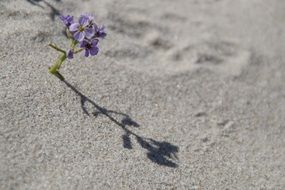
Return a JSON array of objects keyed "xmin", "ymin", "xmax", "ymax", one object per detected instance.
[
  {"xmin": 48, "ymin": 43, "xmax": 66, "ymax": 54},
  {"xmin": 74, "ymin": 48, "xmax": 84, "ymax": 54},
  {"xmin": 70, "ymin": 39, "xmax": 77, "ymax": 49},
  {"xmin": 49, "ymin": 53, "xmax": 66, "ymax": 80}
]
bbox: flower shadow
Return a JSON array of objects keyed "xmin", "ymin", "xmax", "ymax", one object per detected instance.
[
  {"xmin": 26, "ymin": 0, "xmax": 61, "ymax": 21},
  {"xmin": 62, "ymin": 80, "xmax": 179, "ymax": 168}
]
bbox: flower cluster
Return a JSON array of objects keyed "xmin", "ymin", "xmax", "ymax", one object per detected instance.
[
  {"xmin": 48, "ymin": 13, "xmax": 106, "ymax": 80},
  {"xmin": 60, "ymin": 13, "xmax": 106, "ymax": 59}
]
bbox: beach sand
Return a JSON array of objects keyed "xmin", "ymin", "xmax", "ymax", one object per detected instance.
[{"xmin": 0, "ymin": 0, "xmax": 285, "ymax": 189}]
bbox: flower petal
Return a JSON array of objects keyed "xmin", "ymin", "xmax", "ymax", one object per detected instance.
[
  {"xmin": 91, "ymin": 39, "xmax": 99, "ymax": 46},
  {"xmin": 97, "ymin": 25, "xmax": 107, "ymax": 38},
  {"xmin": 69, "ymin": 23, "xmax": 79, "ymax": 32},
  {"xmin": 85, "ymin": 26, "xmax": 95, "ymax": 39},
  {"xmin": 85, "ymin": 49, "xmax": 90, "ymax": 57},
  {"xmin": 67, "ymin": 50, "xmax": 74, "ymax": 59},
  {"xmin": 83, "ymin": 13, "xmax": 95, "ymax": 22},
  {"xmin": 66, "ymin": 16, "xmax": 74, "ymax": 26},
  {"xmin": 80, "ymin": 40, "xmax": 88, "ymax": 48},
  {"xmin": 90, "ymin": 46, "xmax": 99, "ymax": 56},
  {"xmin": 59, "ymin": 15, "xmax": 66, "ymax": 22},
  {"xmin": 79, "ymin": 15, "xmax": 89, "ymax": 26},
  {"xmin": 74, "ymin": 31, "xmax": 85, "ymax": 42}
]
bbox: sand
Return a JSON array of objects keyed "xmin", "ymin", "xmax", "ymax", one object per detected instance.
[{"xmin": 0, "ymin": 0, "xmax": 285, "ymax": 189}]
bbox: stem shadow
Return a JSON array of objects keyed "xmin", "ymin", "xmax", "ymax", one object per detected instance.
[
  {"xmin": 26, "ymin": 0, "xmax": 61, "ymax": 21},
  {"xmin": 62, "ymin": 80, "xmax": 179, "ymax": 168}
]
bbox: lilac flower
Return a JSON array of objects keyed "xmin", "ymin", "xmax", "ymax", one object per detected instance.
[
  {"xmin": 95, "ymin": 25, "xmax": 107, "ymax": 38},
  {"xmin": 59, "ymin": 15, "xmax": 74, "ymax": 27},
  {"xmin": 82, "ymin": 13, "xmax": 95, "ymax": 24},
  {"xmin": 49, "ymin": 13, "xmax": 107, "ymax": 80},
  {"xmin": 80, "ymin": 39, "xmax": 99, "ymax": 57},
  {"xmin": 67, "ymin": 50, "xmax": 74, "ymax": 59},
  {"xmin": 69, "ymin": 15, "xmax": 95, "ymax": 42}
]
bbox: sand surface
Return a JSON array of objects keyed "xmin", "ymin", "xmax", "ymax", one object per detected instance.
[{"xmin": 1, "ymin": 0, "xmax": 285, "ymax": 189}]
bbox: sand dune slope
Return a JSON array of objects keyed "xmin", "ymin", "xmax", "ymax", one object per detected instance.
[{"xmin": 0, "ymin": 0, "xmax": 285, "ymax": 189}]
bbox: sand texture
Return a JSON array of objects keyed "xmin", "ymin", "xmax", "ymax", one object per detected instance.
[{"xmin": 0, "ymin": 0, "xmax": 285, "ymax": 189}]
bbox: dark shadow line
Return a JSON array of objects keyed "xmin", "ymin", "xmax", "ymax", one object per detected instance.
[
  {"xmin": 43, "ymin": 1, "xmax": 60, "ymax": 21},
  {"xmin": 61, "ymin": 79, "xmax": 179, "ymax": 167},
  {"xmin": 26, "ymin": 0, "xmax": 45, "ymax": 8},
  {"xmin": 25, "ymin": 0, "xmax": 61, "ymax": 21}
]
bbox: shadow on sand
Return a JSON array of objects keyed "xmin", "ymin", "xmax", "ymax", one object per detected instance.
[
  {"xmin": 62, "ymin": 80, "xmax": 179, "ymax": 168},
  {"xmin": 26, "ymin": 0, "xmax": 61, "ymax": 21}
]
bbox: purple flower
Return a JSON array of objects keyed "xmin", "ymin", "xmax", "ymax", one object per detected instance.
[
  {"xmin": 82, "ymin": 13, "xmax": 95, "ymax": 24},
  {"xmin": 59, "ymin": 15, "xmax": 74, "ymax": 27},
  {"xmin": 69, "ymin": 15, "xmax": 95, "ymax": 42},
  {"xmin": 80, "ymin": 39, "xmax": 99, "ymax": 57},
  {"xmin": 95, "ymin": 26, "xmax": 107, "ymax": 38},
  {"xmin": 67, "ymin": 50, "xmax": 74, "ymax": 59}
]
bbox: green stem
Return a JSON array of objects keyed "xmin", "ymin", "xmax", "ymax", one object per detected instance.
[
  {"xmin": 49, "ymin": 53, "xmax": 66, "ymax": 80},
  {"xmin": 48, "ymin": 43, "xmax": 66, "ymax": 54},
  {"xmin": 48, "ymin": 41, "xmax": 80, "ymax": 80},
  {"xmin": 70, "ymin": 39, "xmax": 77, "ymax": 49},
  {"xmin": 74, "ymin": 48, "xmax": 84, "ymax": 54}
]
